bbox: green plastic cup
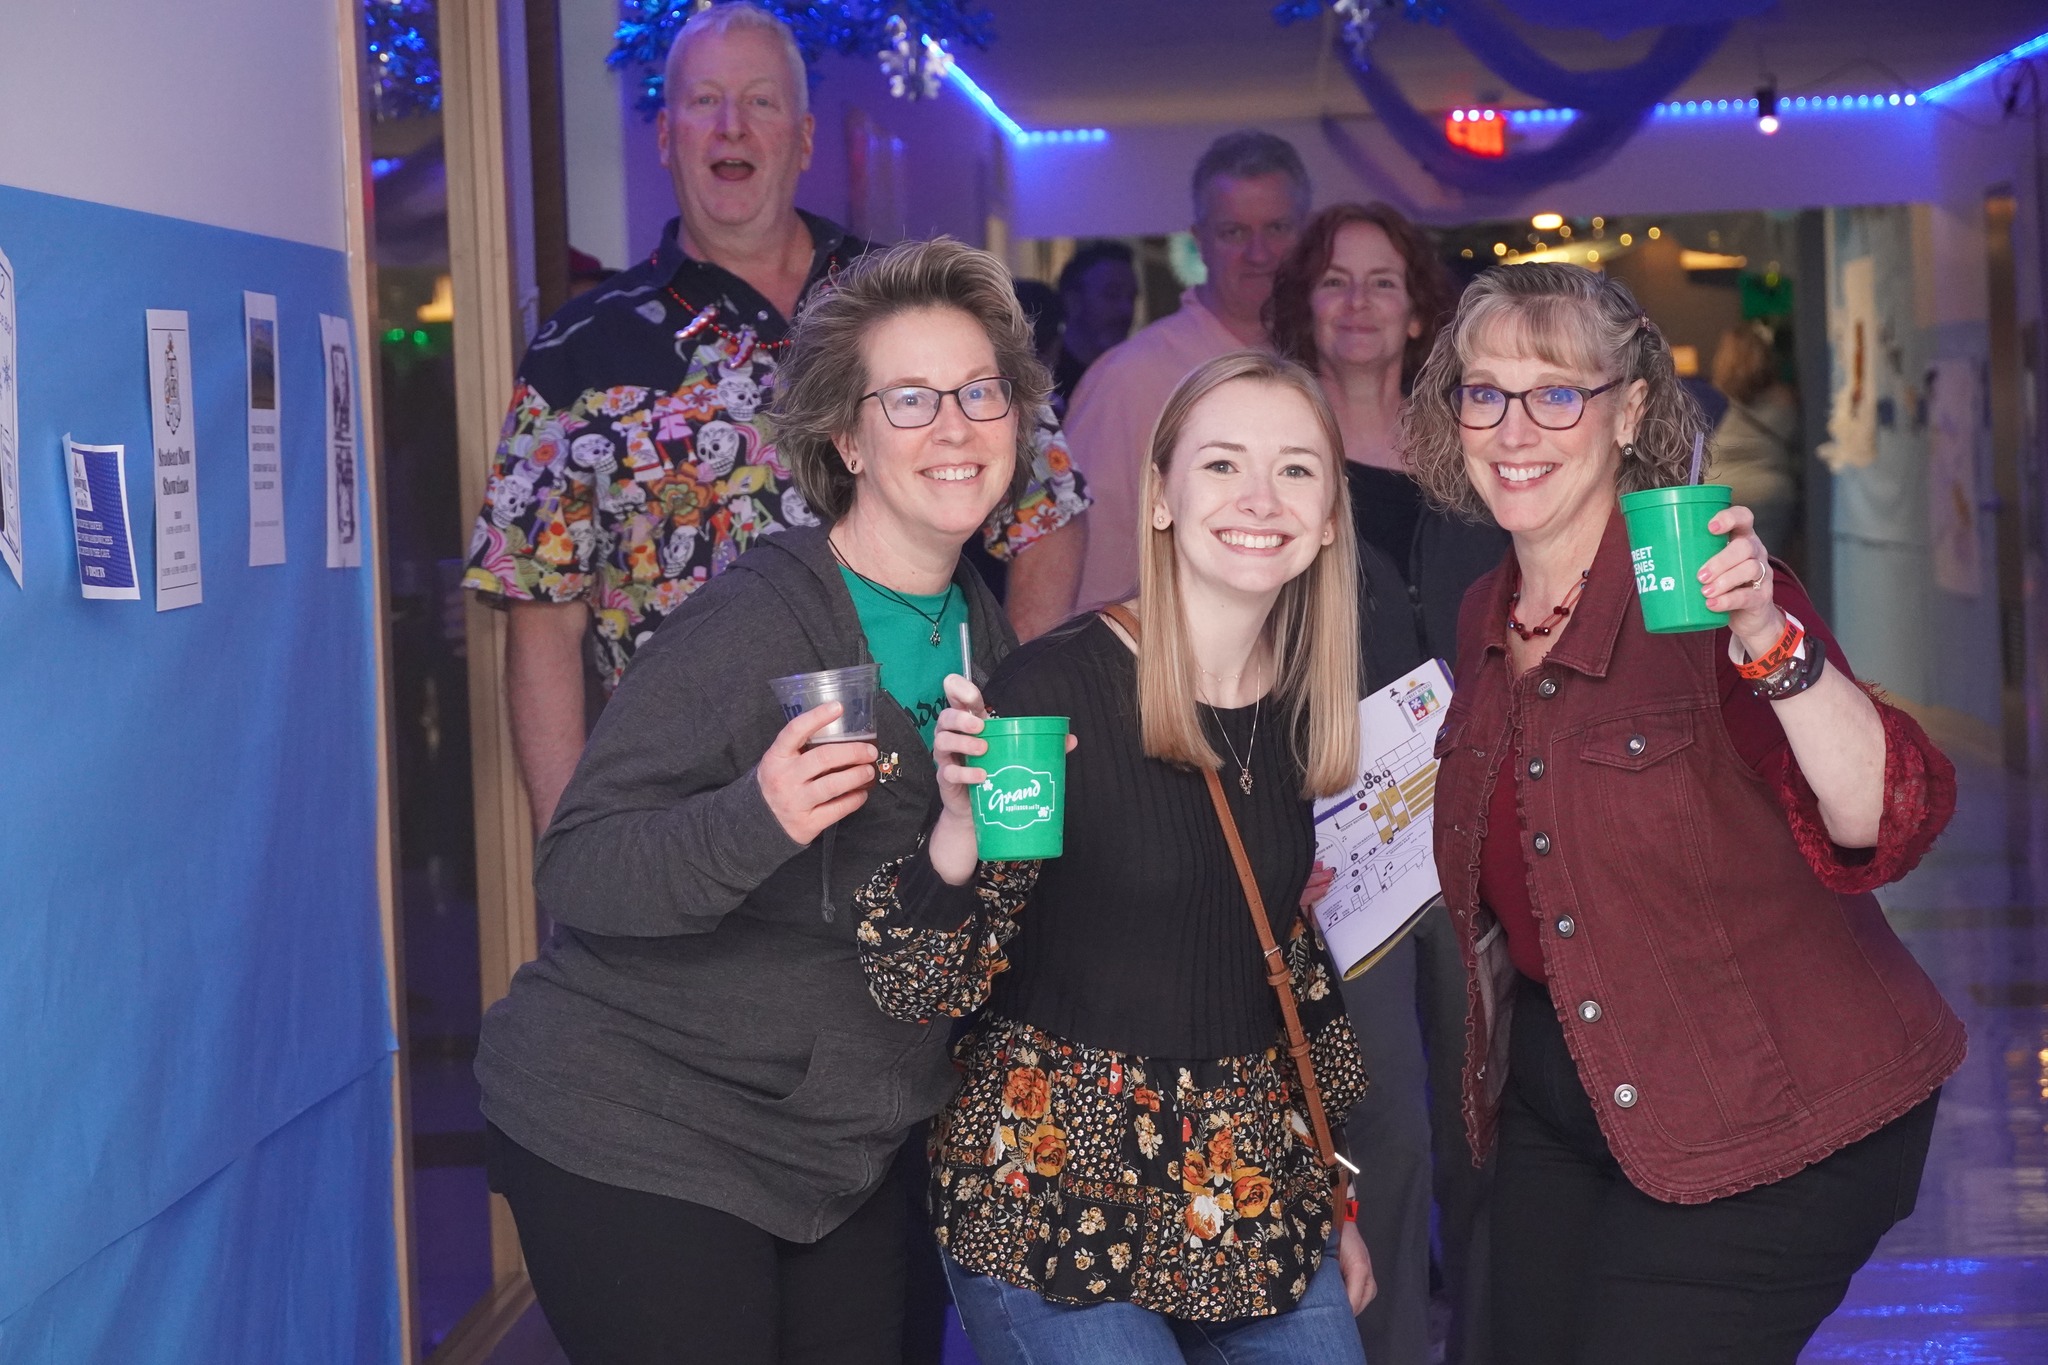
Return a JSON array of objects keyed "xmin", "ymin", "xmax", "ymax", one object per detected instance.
[
  {"xmin": 1619, "ymin": 484, "xmax": 1733, "ymax": 634},
  {"xmin": 971, "ymin": 716, "xmax": 1069, "ymax": 859}
]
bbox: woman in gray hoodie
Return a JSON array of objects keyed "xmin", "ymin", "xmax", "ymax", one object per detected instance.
[{"xmin": 474, "ymin": 238, "xmax": 1056, "ymax": 1364}]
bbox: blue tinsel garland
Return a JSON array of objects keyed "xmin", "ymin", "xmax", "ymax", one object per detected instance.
[
  {"xmin": 611, "ymin": 0, "xmax": 995, "ymax": 119},
  {"xmin": 365, "ymin": 0, "xmax": 441, "ymax": 120}
]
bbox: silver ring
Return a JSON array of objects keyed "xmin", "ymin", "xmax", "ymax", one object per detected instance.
[{"xmin": 1749, "ymin": 560, "xmax": 1768, "ymax": 591}]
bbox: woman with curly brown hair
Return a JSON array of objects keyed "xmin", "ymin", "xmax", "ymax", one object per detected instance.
[
  {"xmin": 1267, "ymin": 202, "xmax": 1506, "ymax": 1364},
  {"xmin": 1407, "ymin": 263, "xmax": 1961, "ymax": 1363}
]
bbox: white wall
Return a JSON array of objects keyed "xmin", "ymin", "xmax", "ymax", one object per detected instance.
[
  {"xmin": 0, "ymin": 0, "xmax": 348, "ymax": 248},
  {"xmin": 560, "ymin": 0, "xmax": 632, "ymax": 268}
]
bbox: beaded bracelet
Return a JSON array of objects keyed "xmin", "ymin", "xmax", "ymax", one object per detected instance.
[{"xmin": 1752, "ymin": 632, "xmax": 1827, "ymax": 701}]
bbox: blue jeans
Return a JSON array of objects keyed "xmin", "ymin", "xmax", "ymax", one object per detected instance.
[{"xmin": 941, "ymin": 1241, "xmax": 1367, "ymax": 1365}]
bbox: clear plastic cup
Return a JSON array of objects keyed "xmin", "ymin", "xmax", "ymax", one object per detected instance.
[{"xmin": 768, "ymin": 664, "xmax": 880, "ymax": 744}]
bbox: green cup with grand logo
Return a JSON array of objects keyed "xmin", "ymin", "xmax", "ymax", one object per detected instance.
[
  {"xmin": 1618, "ymin": 484, "xmax": 1733, "ymax": 633},
  {"xmin": 972, "ymin": 716, "xmax": 1070, "ymax": 860}
]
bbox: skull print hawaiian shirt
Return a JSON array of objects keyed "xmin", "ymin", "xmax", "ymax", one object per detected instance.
[{"xmin": 463, "ymin": 212, "xmax": 1091, "ymax": 691}]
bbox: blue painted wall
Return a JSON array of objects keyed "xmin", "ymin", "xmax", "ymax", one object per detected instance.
[{"xmin": 0, "ymin": 186, "xmax": 398, "ymax": 1362}]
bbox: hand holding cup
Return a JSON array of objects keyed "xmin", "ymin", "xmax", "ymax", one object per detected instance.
[
  {"xmin": 928, "ymin": 674, "xmax": 991, "ymax": 885},
  {"xmin": 1699, "ymin": 503, "xmax": 1784, "ymax": 655},
  {"xmin": 758, "ymin": 703, "xmax": 878, "ymax": 846}
]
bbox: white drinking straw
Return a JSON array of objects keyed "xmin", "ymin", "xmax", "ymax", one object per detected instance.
[{"xmin": 959, "ymin": 621, "xmax": 973, "ymax": 681}]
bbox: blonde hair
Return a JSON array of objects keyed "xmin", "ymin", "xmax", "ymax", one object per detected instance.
[
  {"xmin": 1134, "ymin": 351, "xmax": 1360, "ymax": 799},
  {"xmin": 1404, "ymin": 264, "xmax": 1709, "ymax": 520},
  {"xmin": 1711, "ymin": 324, "xmax": 1776, "ymax": 404}
]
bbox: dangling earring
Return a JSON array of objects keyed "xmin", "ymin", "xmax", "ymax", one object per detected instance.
[{"xmin": 845, "ymin": 457, "xmax": 863, "ymax": 475}]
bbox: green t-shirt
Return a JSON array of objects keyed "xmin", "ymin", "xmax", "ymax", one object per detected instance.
[{"xmin": 839, "ymin": 568, "xmax": 971, "ymax": 746}]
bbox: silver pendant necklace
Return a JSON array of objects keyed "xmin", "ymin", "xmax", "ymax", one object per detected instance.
[{"xmin": 1211, "ymin": 697, "xmax": 1261, "ymax": 795}]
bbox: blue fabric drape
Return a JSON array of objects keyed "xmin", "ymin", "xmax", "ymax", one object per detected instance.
[{"xmin": 1319, "ymin": 0, "xmax": 1737, "ymax": 196}]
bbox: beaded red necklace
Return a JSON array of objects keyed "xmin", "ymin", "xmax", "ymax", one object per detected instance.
[
  {"xmin": 655, "ymin": 245, "xmax": 844, "ymax": 365},
  {"xmin": 663, "ymin": 284, "xmax": 791, "ymax": 364},
  {"xmin": 1507, "ymin": 567, "xmax": 1591, "ymax": 642}
]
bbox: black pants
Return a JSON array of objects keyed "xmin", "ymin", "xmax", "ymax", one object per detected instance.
[
  {"xmin": 1491, "ymin": 976, "xmax": 1939, "ymax": 1365},
  {"xmin": 486, "ymin": 1125, "xmax": 906, "ymax": 1365}
]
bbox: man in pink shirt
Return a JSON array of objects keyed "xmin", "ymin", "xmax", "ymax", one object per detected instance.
[{"xmin": 1064, "ymin": 131, "xmax": 1311, "ymax": 608}]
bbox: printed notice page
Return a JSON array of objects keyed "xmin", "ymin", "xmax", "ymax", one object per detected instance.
[
  {"xmin": 320, "ymin": 313, "xmax": 361, "ymax": 568},
  {"xmin": 67, "ymin": 436, "xmax": 140, "ymax": 600},
  {"xmin": 146, "ymin": 308, "xmax": 203, "ymax": 609},
  {"xmin": 0, "ymin": 245, "xmax": 21, "ymax": 586},
  {"xmin": 245, "ymin": 292, "xmax": 285, "ymax": 565},
  {"xmin": 1309, "ymin": 659, "xmax": 1454, "ymax": 978}
]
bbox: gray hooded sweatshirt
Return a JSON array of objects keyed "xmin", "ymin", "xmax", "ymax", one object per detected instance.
[{"xmin": 476, "ymin": 526, "xmax": 1014, "ymax": 1242}]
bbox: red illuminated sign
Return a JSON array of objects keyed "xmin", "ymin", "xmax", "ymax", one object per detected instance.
[{"xmin": 1446, "ymin": 108, "xmax": 1506, "ymax": 158}]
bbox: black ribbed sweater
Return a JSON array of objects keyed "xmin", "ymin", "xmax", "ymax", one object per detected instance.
[{"xmin": 974, "ymin": 616, "xmax": 1312, "ymax": 1058}]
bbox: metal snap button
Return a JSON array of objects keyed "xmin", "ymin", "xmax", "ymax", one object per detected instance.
[
  {"xmin": 1555, "ymin": 915, "xmax": 1576, "ymax": 937},
  {"xmin": 1527, "ymin": 757, "xmax": 1546, "ymax": 780},
  {"xmin": 1578, "ymin": 999, "xmax": 1602, "ymax": 1022},
  {"xmin": 1614, "ymin": 1083, "xmax": 1638, "ymax": 1108},
  {"xmin": 1626, "ymin": 734, "xmax": 1647, "ymax": 756},
  {"xmin": 1537, "ymin": 677, "xmax": 1558, "ymax": 698},
  {"xmin": 1533, "ymin": 832, "xmax": 1553, "ymax": 855}
]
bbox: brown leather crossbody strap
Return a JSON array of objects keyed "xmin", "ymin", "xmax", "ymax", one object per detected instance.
[{"xmin": 1097, "ymin": 605, "xmax": 1348, "ymax": 1203}]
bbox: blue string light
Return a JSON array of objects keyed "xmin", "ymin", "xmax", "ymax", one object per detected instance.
[{"xmin": 1921, "ymin": 28, "xmax": 2048, "ymax": 102}]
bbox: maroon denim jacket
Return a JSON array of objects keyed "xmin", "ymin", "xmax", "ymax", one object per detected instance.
[{"xmin": 1433, "ymin": 511, "xmax": 1965, "ymax": 1203}]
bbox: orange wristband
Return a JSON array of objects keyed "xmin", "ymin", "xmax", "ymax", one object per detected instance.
[{"xmin": 1736, "ymin": 612, "xmax": 1804, "ymax": 680}]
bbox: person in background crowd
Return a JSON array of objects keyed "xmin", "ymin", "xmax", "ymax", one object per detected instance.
[
  {"xmin": 1267, "ymin": 201, "xmax": 1507, "ymax": 1365},
  {"xmin": 1050, "ymin": 239, "xmax": 1138, "ymax": 411},
  {"xmin": 1707, "ymin": 323, "xmax": 1800, "ymax": 552},
  {"xmin": 1014, "ymin": 278, "xmax": 1065, "ymax": 375},
  {"xmin": 479, "ymin": 238, "xmax": 1051, "ymax": 1365},
  {"xmin": 462, "ymin": 4, "xmax": 1089, "ymax": 840},
  {"xmin": 1065, "ymin": 130, "xmax": 1310, "ymax": 612},
  {"xmin": 857, "ymin": 351, "xmax": 1375, "ymax": 1363},
  {"xmin": 1406, "ymin": 263, "xmax": 1960, "ymax": 1364}
]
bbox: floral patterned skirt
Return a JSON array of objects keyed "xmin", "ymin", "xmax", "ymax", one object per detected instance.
[{"xmin": 929, "ymin": 1012, "xmax": 1369, "ymax": 1322}]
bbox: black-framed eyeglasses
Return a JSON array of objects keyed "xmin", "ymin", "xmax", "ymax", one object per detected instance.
[
  {"xmin": 1452, "ymin": 379, "xmax": 1622, "ymax": 431},
  {"xmin": 861, "ymin": 377, "xmax": 1015, "ymax": 429}
]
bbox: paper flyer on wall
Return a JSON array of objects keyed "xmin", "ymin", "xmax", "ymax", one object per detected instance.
[
  {"xmin": 1310, "ymin": 660, "xmax": 1454, "ymax": 979},
  {"xmin": 146, "ymin": 308, "xmax": 203, "ymax": 609},
  {"xmin": 66, "ymin": 436, "xmax": 140, "ymax": 600},
  {"xmin": 0, "ymin": 245, "xmax": 21, "ymax": 586},
  {"xmin": 244, "ymin": 292, "xmax": 285, "ymax": 565},
  {"xmin": 320, "ymin": 313, "xmax": 361, "ymax": 568}
]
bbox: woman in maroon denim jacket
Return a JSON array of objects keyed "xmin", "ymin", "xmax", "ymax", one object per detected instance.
[{"xmin": 1400, "ymin": 263, "xmax": 1962, "ymax": 1365}]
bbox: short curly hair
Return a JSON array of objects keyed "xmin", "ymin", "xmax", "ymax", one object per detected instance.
[
  {"xmin": 1266, "ymin": 203, "xmax": 1455, "ymax": 388},
  {"xmin": 1403, "ymin": 264, "xmax": 1708, "ymax": 521},
  {"xmin": 773, "ymin": 237, "xmax": 1051, "ymax": 523}
]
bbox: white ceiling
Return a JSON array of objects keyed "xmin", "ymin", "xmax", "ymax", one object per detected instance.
[{"xmin": 964, "ymin": 0, "xmax": 2048, "ymax": 127}]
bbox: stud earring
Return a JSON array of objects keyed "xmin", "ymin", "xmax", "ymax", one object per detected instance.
[
  {"xmin": 1620, "ymin": 442, "xmax": 1638, "ymax": 463},
  {"xmin": 845, "ymin": 457, "xmax": 863, "ymax": 475},
  {"xmin": 1152, "ymin": 509, "xmax": 1171, "ymax": 530}
]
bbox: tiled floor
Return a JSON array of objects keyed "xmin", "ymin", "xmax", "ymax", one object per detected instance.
[
  {"xmin": 1802, "ymin": 744, "xmax": 2048, "ymax": 1361},
  {"xmin": 486, "ymin": 745, "xmax": 2048, "ymax": 1365}
]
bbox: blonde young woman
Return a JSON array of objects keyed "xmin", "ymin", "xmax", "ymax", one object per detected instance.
[{"xmin": 856, "ymin": 351, "xmax": 1376, "ymax": 1363}]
